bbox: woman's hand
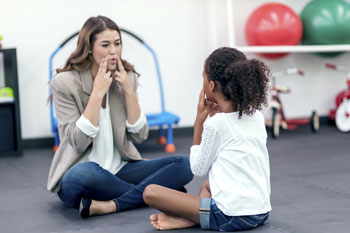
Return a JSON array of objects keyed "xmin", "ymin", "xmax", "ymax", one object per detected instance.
[
  {"xmin": 114, "ymin": 56, "xmax": 132, "ymax": 94},
  {"xmin": 92, "ymin": 57, "xmax": 113, "ymax": 98}
]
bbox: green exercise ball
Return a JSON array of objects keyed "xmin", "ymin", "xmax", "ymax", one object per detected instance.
[{"xmin": 300, "ymin": 0, "xmax": 350, "ymax": 56}]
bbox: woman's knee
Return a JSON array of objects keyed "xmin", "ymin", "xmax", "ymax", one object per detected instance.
[
  {"xmin": 172, "ymin": 156, "xmax": 190, "ymax": 169},
  {"xmin": 61, "ymin": 161, "xmax": 111, "ymax": 197},
  {"xmin": 64, "ymin": 162, "xmax": 100, "ymax": 183},
  {"xmin": 174, "ymin": 156, "xmax": 194, "ymax": 182},
  {"xmin": 70, "ymin": 161, "xmax": 99, "ymax": 173},
  {"xmin": 58, "ymin": 181, "xmax": 83, "ymax": 208},
  {"xmin": 66, "ymin": 162, "xmax": 99, "ymax": 177}
]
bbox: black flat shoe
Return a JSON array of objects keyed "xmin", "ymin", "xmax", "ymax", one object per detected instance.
[
  {"xmin": 79, "ymin": 198, "xmax": 92, "ymax": 219},
  {"xmin": 179, "ymin": 187, "xmax": 187, "ymax": 193}
]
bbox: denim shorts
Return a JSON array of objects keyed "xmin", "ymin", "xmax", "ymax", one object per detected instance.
[{"xmin": 199, "ymin": 198, "xmax": 269, "ymax": 232}]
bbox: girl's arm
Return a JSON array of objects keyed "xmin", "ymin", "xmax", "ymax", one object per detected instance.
[
  {"xmin": 190, "ymin": 124, "xmax": 220, "ymax": 177},
  {"xmin": 193, "ymin": 89, "xmax": 221, "ymax": 145},
  {"xmin": 193, "ymin": 89, "xmax": 209, "ymax": 145},
  {"xmin": 190, "ymin": 89, "xmax": 221, "ymax": 177}
]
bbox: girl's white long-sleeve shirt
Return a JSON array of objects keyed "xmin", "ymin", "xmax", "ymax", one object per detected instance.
[{"xmin": 190, "ymin": 111, "xmax": 271, "ymax": 216}]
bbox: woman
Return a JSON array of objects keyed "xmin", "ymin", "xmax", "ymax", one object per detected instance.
[{"xmin": 47, "ymin": 15, "xmax": 193, "ymax": 218}]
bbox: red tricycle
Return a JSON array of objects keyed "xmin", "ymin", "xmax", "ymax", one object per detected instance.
[
  {"xmin": 325, "ymin": 63, "xmax": 350, "ymax": 133},
  {"xmin": 266, "ymin": 68, "xmax": 319, "ymax": 138}
]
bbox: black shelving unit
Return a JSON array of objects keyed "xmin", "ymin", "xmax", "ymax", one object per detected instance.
[{"xmin": 0, "ymin": 48, "xmax": 22, "ymax": 156}]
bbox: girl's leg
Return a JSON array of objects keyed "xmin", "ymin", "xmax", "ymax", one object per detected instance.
[
  {"xmin": 143, "ymin": 184, "xmax": 200, "ymax": 230},
  {"xmin": 113, "ymin": 155, "xmax": 193, "ymax": 212},
  {"xmin": 144, "ymin": 180, "xmax": 211, "ymax": 230}
]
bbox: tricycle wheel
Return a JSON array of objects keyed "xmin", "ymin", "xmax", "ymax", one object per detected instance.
[
  {"xmin": 335, "ymin": 99, "xmax": 350, "ymax": 132},
  {"xmin": 271, "ymin": 108, "xmax": 280, "ymax": 138},
  {"xmin": 310, "ymin": 111, "xmax": 319, "ymax": 132}
]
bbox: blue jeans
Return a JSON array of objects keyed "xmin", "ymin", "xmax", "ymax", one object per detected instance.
[
  {"xmin": 57, "ymin": 156, "xmax": 193, "ymax": 211},
  {"xmin": 200, "ymin": 198, "xmax": 269, "ymax": 232}
]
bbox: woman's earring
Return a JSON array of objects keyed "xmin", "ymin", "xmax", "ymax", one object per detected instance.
[{"xmin": 88, "ymin": 50, "xmax": 92, "ymax": 54}]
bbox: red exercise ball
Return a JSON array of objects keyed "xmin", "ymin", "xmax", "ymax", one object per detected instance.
[{"xmin": 245, "ymin": 3, "xmax": 303, "ymax": 59}]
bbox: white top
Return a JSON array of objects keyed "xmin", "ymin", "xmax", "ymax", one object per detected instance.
[
  {"xmin": 76, "ymin": 92, "xmax": 147, "ymax": 174},
  {"xmin": 190, "ymin": 111, "xmax": 271, "ymax": 216}
]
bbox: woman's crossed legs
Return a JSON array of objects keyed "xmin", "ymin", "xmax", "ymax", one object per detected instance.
[{"xmin": 57, "ymin": 155, "xmax": 193, "ymax": 217}]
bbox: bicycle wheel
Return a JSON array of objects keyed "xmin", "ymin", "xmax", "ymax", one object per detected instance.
[
  {"xmin": 310, "ymin": 111, "xmax": 319, "ymax": 132},
  {"xmin": 271, "ymin": 108, "xmax": 280, "ymax": 138},
  {"xmin": 335, "ymin": 99, "xmax": 350, "ymax": 132}
]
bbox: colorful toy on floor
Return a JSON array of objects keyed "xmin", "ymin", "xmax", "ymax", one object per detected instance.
[
  {"xmin": 266, "ymin": 68, "xmax": 319, "ymax": 138},
  {"xmin": 300, "ymin": 0, "xmax": 350, "ymax": 56},
  {"xmin": 325, "ymin": 63, "xmax": 350, "ymax": 133},
  {"xmin": 245, "ymin": 3, "xmax": 303, "ymax": 59}
]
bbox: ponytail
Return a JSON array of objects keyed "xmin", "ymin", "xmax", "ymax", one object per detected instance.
[{"xmin": 205, "ymin": 47, "xmax": 270, "ymax": 118}]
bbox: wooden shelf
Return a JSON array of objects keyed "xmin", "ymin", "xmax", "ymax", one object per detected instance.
[{"xmin": 236, "ymin": 44, "xmax": 350, "ymax": 53}]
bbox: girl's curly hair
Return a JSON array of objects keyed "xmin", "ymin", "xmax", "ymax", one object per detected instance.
[{"xmin": 205, "ymin": 47, "xmax": 270, "ymax": 118}]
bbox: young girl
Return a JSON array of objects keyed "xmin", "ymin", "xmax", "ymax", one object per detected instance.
[{"xmin": 143, "ymin": 47, "xmax": 271, "ymax": 231}]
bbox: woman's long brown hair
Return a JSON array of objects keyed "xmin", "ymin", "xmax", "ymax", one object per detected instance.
[{"xmin": 57, "ymin": 15, "xmax": 136, "ymax": 74}]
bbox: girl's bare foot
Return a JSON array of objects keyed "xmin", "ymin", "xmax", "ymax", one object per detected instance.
[{"xmin": 150, "ymin": 213, "xmax": 196, "ymax": 230}]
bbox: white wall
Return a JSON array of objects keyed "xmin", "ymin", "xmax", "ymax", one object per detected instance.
[
  {"xmin": 1, "ymin": 0, "xmax": 212, "ymax": 139},
  {"xmin": 1, "ymin": 0, "xmax": 349, "ymax": 139}
]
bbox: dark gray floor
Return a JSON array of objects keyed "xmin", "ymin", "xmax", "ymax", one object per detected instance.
[{"xmin": 0, "ymin": 124, "xmax": 349, "ymax": 233}]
